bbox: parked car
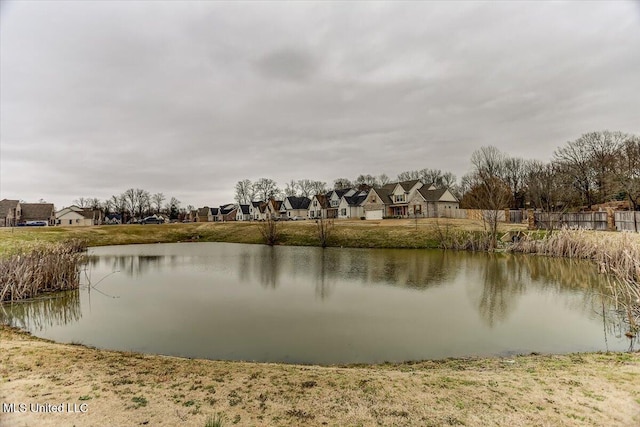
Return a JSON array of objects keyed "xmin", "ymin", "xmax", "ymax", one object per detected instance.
[
  {"xmin": 289, "ymin": 216, "xmax": 305, "ymax": 221},
  {"xmin": 18, "ymin": 221, "xmax": 48, "ymax": 227},
  {"xmin": 140, "ymin": 216, "xmax": 163, "ymax": 224}
]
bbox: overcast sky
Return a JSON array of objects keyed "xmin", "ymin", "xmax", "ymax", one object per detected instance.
[{"xmin": 1, "ymin": 1, "xmax": 639, "ymax": 209}]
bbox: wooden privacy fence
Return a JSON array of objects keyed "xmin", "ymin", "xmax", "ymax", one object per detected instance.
[
  {"xmin": 534, "ymin": 211, "xmax": 609, "ymax": 231},
  {"xmin": 615, "ymin": 211, "xmax": 640, "ymax": 232}
]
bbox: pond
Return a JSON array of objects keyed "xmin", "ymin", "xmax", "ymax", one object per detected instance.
[{"xmin": 1, "ymin": 243, "xmax": 633, "ymax": 364}]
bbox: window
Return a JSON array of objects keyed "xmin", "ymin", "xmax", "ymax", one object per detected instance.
[
  {"xmin": 372, "ymin": 196, "xmax": 376, "ymax": 202},
  {"xmin": 316, "ymin": 210, "xmax": 321, "ymax": 217},
  {"xmin": 69, "ymin": 220, "xmax": 72, "ymax": 225},
  {"xmin": 395, "ymin": 194, "xmax": 405, "ymax": 203},
  {"xmin": 288, "ymin": 212, "xmax": 291, "ymax": 217},
  {"xmin": 341, "ymin": 208, "xmax": 346, "ymax": 216},
  {"xmin": 331, "ymin": 200, "xmax": 339, "ymax": 207}
]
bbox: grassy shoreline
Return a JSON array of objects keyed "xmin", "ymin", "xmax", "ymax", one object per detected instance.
[{"xmin": 1, "ymin": 325, "xmax": 639, "ymax": 427}]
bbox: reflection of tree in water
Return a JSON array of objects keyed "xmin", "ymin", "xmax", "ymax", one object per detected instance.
[
  {"xmin": 85, "ymin": 255, "xmax": 168, "ymax": 277},
  {"xmin": 258, "ymin": 247, "xmax": 279, "ymax": 289},
  {"xmin": 467, "ymin": 252, "xmax": 615, "ymax": 328},
  {"xmin": 333, "ymin": 249, "xmax": 455, "ymax": 290},
  {"xmin": 0, "ymin": 290, "xmax": 81, "ymax": 331},
  {"xmin": 315, "ymin": 250, "xmax": 339, "ymax": 300},
  {"xmin": 475, "ymin": 254, "xmax": 527, "ymax": 327}
]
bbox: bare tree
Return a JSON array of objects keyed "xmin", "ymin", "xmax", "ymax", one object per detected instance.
[
  {"xmin": 310, "ymin": 180, "xmax": 327, "ymax": 196},
  {"xmin": 316, "ymin": 217, "xmax": 334, "ymax": 248},
  {"xmin": 466, "ymin": 146, "xmax": 512, "ymax": 249},
  {"xmin": 297, "ymin": 179, "xmax": 314, "ymax": 198},
  {"xmin": 553, "ymin": 136, "xmax": 596, "ymax": 208},
  {"xmin": 152, "ymin": 193, "xmax": 165, "ymax": 213},
  {"xmin": 502, "ymin": 157, "xmax": 527, "ymax": 208},
  {"xmin": 234, "ymin": 179, "xmax": 254, "ymax": 204},
  {"xmin": 73, "ymin": 197, "xmax": 88, "ymax": 208},
  {"xmin": 613, "ymin": 135, "xmax": 640, "ymax": 213},
  {"xmin": 355, "ymin": 174, "xmax": 379, "ymax": 187},
  {"xmin": 378, "ymin": 173, "xmax": 391, "ymax": 186},
  {"xmin": 333, "ymin": 178, "xmax": 353, "ymax": 190},
  {"xmin": 440, "ymin": 172, "xmax": 457, "ymax": 188},
  {"xmin": 525, "ymin": 160, "xmax": 567, "ymax": 231},
  {"xmin": 582, "ymin": 130, "xmax": 625, "ymax": 204},
  {"xmin": 253, "ymin": 178, "xmax": 280, "ymax": 201},
  {"xmin": 397, "ymin": 170, "xmax": 420, "ymax": 181},
  {"xmin": 284, "ymin": 180, "xmax": 298, "ymax": 197},
  {"xmin": 419, "ymin": 168, "xmax": 442, "ymax": 186},
  {"xmin": 258, "ymin": 216, "xmax": 279, "ymax": 246}
]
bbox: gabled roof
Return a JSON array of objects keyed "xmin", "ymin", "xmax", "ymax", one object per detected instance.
[
  {"xmin": 0, "ymin": 199, "xmax": 20, "ymax": 218},
  {"xmin": 311, "ymin": 194, "xmax": 329, "ymax": 209},
  {"xmin": 398, "ymin": 179, "xmax": 421, "ymax": 192},
  {"xmin": 238, "ymin": 204, "xmax": 249, "ymax": 214},
  {"xmin": 327, "ymin": 188, "xmax": 351, "ymax": 199},
  {"xmin": 20, "ymin": 203, "xmax": 55, "ymax": 221},
  {"xmin": 417, "ymin": 187, "xmax": 456, "ymax": 202},
  {"xmin": 251, "ymin": 201, "xmax": 264, "ymax": 208},
  {"xmin": 368, "ymin": 187, "xmax": 393, "ymax": 204},
  {"xmin": 219, "ymin": 204, "xmax": 237, "ymax": 215},
  {"xmin": 197, "ymin": 207, "xmax": 210, "ymax": 216},
  {"xmin": 269, "ymin": 199, "xmax": 283, "ymax": 211},
  {"xmin": 284, "ymin": 196, "xmax": 311, "ymax": 210},
  {"xmin": 210, "ymin": 207, "xmax": 219, "ymax": 215},
  {"xmin": 344, "ymin": 194, "xmax": 367, "ymax": 207}
]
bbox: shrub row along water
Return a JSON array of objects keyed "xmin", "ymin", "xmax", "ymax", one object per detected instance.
[{"xmin": 0, "ymin": 240, "xmax": 87, "ymax": 302}]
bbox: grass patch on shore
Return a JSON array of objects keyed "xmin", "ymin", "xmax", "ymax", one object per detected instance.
[{"xmin": 1, "ymin": 325, "xmax": 639, "ymax": 427}]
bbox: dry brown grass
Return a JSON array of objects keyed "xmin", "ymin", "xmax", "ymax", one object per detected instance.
[
  {"xmin": 0, "ymin": 240, "xmax": 86, "ymax": 302},
  {"xmin": 1, "ymin": 325, "xmax": 639, "ymax": 427}
]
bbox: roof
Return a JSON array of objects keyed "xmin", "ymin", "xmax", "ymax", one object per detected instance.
[
  {"xmin": 210, "ymin": 207, "xmax": 219, "ymax": 215},
  {"xmin": 0, "ymin": 199, "xmax": 19, "ymax": 218},
  {"xmin": 417, "ymin": 187, "xmax": 452, "ymax": 202},
  {"xmin": 239, "ymin": 204, "xmax": 250, "ymax": 214},
  {"xmin": 327, "ymin": 188, "xmax": 351, "ymax": 199},
  {"xmin": 220, "ymin": 204, "xmax": 237, "ymax": 215},
  {"xmin": 269, "ymin": 199, "xmax": 283, "ymax": 211},
  {"xmin": 20, "ymin": 203, "xmax": 55, "ymax": 221},
  {"xmin": 78, "ymin": 209, "xmax": 97, "ymax": 219},
  {"xmin": 311, "ymin": 194, "xmax": 329, "ymax": 209},
  {"xmin": 197, "ymin": 207, "xmax": 210, "ymax": 216},
  {"xmin": 369, "ymin": 187, "xmax": 393, "ymax": 204},
  {"xmin": 284, "ymin": 196, "xmax": 311, "ymax": 210},
  {"xmin": 251, "ymin": 201, "xmax": 264, "ymax": 208},
  {"xmin": 344, "ymin": 194, "xmax": 367, "ymax": 206}
]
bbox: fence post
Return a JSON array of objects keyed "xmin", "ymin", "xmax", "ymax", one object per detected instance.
[
  {"xmin": 504, "ymin": 208, "xmax": 510, "ymax": 223},
  {"xmin": 528, "ymin": 209, "xmax": 535, "ymax": 230},
  {"xmin": 606, "ymin": 208, "xmax": 616, "ymax": 231}
]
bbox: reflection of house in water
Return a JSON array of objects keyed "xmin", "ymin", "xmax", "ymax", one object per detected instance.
[
  {"xmin": 0, "ymin": 290, "xmax": 81, "ymax": 331},
  {"xmin": 86, "ymin": 254, "xmax": 177, "ymax": 277}
]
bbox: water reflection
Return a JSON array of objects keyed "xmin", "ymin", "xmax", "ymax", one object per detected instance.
[
  {"xmin": 2, "ymin": 243, "xmax": 632, "ymax": 364},
  {"xmin": 0, "ymin": 290, "xmax": 81, "ymax": 331}
]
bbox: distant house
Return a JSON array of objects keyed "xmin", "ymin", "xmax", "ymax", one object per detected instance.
[
  {"xmin": 308, "ymin": 195, "xmax": 329, "ymax": 219},
  {"xmin": 265, "ymin": 199, "xmax": 284, "ymax": 220},
  {"xmin": 409, "ymin": 187, "xmax": 460, "ymax": 218},
  {"xmin": 236, "ymin": 204, "xmax": 250, "ymax": 221},
  {"xmin": 326, "ymin": 189, "xmax": 355, "ymax": 218},
  {"xmin": 0, "ymin": 199, "xmax": 21, "ymax": 227},
  {"xmin": 218, "ymin": 204, "xmax": 238, "ymax": 221},
  {"xmin": 56, "ymin": 205, "xmax": 101, "ymax": 226},
  {"xmin": 210, "ymin": 207, "xmax": 219, "ymax": 222},
  {"xmin": 362, "ymin": 180, "xmax": 427, "ymax": 219},
  {"xmin": 196, "ymin": 207, "xmax": 210, "ymax": 222},
  {"xmin": 338, "ymin": 191, "xmax": 368, "ymax": 219},
  {"xmin": 104, "ymin": 214, "xmax": 122, "ymax": 225},
  {"xmin": 250, "ymin": 201, "xmax": 267, "ymax": 221},
  {"xmin": 281, "ymin": 196, "xmax": 311, "ymax": 220},
  {"xmin": 20, "ymin": 203, "xmax": 56, "ymax": 226}
]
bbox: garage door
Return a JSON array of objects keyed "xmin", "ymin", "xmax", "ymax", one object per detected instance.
[{"xmin": 365, "ymin": 210, "xmax": 383, "ymax": 220}]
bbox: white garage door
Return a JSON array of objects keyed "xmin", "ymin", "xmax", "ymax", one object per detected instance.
[{"xmin": 365, "ymin": 210, "xmax": 383, "ymax": 220}]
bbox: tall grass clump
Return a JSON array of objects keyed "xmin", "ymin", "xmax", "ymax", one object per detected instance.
[
  {"xmin": 433, "ymin": 222, "xmax": 494, "ymax": 251},
  {"xmin": 0, "ymin": 239, "xmax": 87, "ymax": 302}
]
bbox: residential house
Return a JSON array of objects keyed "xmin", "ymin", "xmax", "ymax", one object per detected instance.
[
  {"xmin": 362, "ymin": 180, "xmax": 427, "ymax": 219},
  {"xmin": 308, "ymin": 194, "xmax": 329, "ymax": 219},
  {"xmin": 0, "ymin": 199, "xmax": 20, "ymax": 227},
  {"xmin": 56, "ymin": 205, "xmax": 102, "ymax": 226},
  {"xmin": 236, "ymin": 204, "xmax": 250, "ymax": 221},
  {"xmin": 104, "ymin": 214, "xmax": 122, "ymax": 225},
  {"xmin": 326, "ymin": 189, "xmax": 355, "ymax": 218},
  {"xmin": 281, "ymin": 196, "xmax": 311, "ymax": 220},
  {"xmin": 337, "ymin": 191, "xmax": 368, "ymax": 219},
  {"xmin": 265, "ymin": 199, "xmax": 284, "ymax": 220},
  {"xmin": 195, "ymin": 207, "xmax": 210, "ymax": 222},
  {"xmin": 409, "ymin": 187, "xmax": 460, "ymax": 218},
  {"xmin": 250, "ymin": 201, "xmax": 267, "ymax": 221},
  {"xmin": 20, "ymin": 203, "xmax": 56, "ymax": 226},
  {"xmin": 218, "ymin": 204, "xmax": 238, "ymax": 221},
  {"xmin": 210, "ymin": 207, "xmax": 219, "ymax": 222}
]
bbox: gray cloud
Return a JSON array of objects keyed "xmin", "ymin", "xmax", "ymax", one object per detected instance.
[{"xmin": 1, "ymin": 1, "xmax": 639, "ymax": 209}]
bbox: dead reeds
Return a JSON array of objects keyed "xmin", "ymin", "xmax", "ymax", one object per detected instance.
[{"xmin": 0, "ymin": 240, "xmax": 87, "ymax": 302}]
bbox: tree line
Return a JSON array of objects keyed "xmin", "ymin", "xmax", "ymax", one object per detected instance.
[
  {"xmin": 73, "ymin": 190, "xmax": 187, "ymax": 222},
  {"xmin": 234, "ymin": 130, "xmax": 639, "ymax": 213}
]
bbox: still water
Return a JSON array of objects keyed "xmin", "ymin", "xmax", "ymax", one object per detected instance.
[{"xmin": 1, "ymin": 243, "xmax": 632, "ymax": 364}]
